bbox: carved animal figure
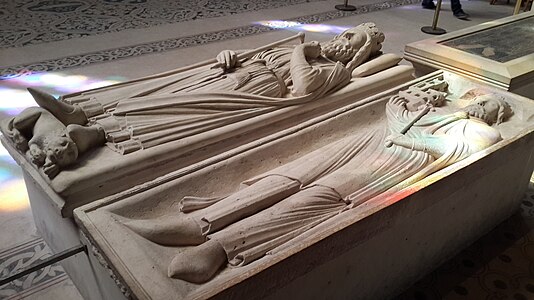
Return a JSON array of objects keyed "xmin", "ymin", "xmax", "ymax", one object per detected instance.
[{"xmin": 3, "ymin": 107, "xmax": 78, "ymax": 178}]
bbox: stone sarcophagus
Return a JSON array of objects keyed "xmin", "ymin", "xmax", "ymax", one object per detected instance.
[
  {"xmin": 0, "ymin": 23, "xmax": 415, "ymax": 300},
  {"xmin": 0, "ymin": 23, "xmax": 413, "ymax": 218},
  {"xmin": 74, "ymin": 71, "xmax": 534, "ymax": 300}
]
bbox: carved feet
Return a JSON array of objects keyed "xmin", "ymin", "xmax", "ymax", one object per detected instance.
[
  {"xmin": 124, "ymin": 214, "xmax": 205, "ymax": 246},
  {"xmin": 27, "ymin": 88, "xmax": 87, "ymax": 126},
  {"xmin": 125, "ymin": 215, "xmax": 227, "ymax": 283},
  {"xmin": 168, "ymin": 239, "xmax": 226, "ymax": 283}
]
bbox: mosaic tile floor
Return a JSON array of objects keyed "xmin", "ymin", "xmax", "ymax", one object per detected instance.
[
  {"xmin": 0, "ymin": 0, "xmax": 420, "ymax": 79},
  {"xmin": 0, "ymin": 0, "xmax": 325, "ymax": 48},
  {"xmin": 0, "ymin": 239, "xmax": 71, "ymax": 300}
]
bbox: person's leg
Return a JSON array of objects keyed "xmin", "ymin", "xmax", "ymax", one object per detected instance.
[
  {"xmin": 451, "ymin": 0, "xmax": 469, "ymax": 18},
  {"xmin": 422, "ymin": 0, "xmax": 436, "ymax": 9}
]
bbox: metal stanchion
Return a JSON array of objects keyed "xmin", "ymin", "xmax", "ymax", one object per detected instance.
[
  {"xmin": 421, "ymin": 0, "xmax": 447, "ymax": 35},
  {"xmin": 335, "ymin": 0, "xmax": 357, "ymax": 11}
]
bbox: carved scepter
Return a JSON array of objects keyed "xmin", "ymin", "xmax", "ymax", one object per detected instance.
[
  {"xmin": 62, "ymin": 32, "xmax": 306, "ymax": 98},
  {"xmin": 385, "ymin": 103, "xmax": 432, "ymax": 148},
  {"xmin": 210, "ymin": 32, "xmax": 306, "ymax": 69}
]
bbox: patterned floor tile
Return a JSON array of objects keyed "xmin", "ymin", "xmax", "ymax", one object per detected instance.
[
  {"xmin": 0, "ymin": 0, "xmax": 420, "ymax": 80},
  {"xmin": 0, "ymin": 0, "xmax": 325, "ymax": 49},
  {"xmin": 0, "ymin": 238, "xmax": 67, "ymax": 300}
]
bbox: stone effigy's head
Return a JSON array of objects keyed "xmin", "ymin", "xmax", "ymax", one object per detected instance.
[
  {"xmin": 44, "ymin": 135, "xmax": 79, "ymax": 167},
  {"xmin": 463, "ymin": 94, "xmax": 512, "ymax": 125},
  {"xmin": 321, "ymin": 22, "xmax": 385, "ymax": 65}
]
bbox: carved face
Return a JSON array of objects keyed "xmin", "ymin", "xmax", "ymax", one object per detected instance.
[
  {"xmin": 463, "ymin": 98, "xmax": 502, "ymax": 125},
  {"xmin": 321, "ymin": 28, "xmax": 366, "ymax": 64},
  {"xmin": 45, "ymin": 136, "xmax": 78, "ymax": 167}
]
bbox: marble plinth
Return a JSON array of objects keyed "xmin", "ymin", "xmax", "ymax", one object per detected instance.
[
  {"xmin": 404, "ymin": 12, "xmax": 534, "ymax": 99},
  {"xmin": 22, "ymin": 171, "xmax": 125, "ymax": 300},
  {"xmin": 74, "ymin": 71, "xmax": 534, "ymax": 299}
]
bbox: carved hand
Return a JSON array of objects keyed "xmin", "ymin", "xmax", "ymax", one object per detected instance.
[
  {"xmin": 453, "ymin": 111, "xmax": 469, "ymax": 119},
  {"xmin": 299, "ymin": 41, "xmax": 322, "ymax": 59},
  {"xmin": 43, "ymin": 154, "xmax": 60, "ymax": 178},
  {"xmin": 215, "ymin": 50, "xmax": 240, "ymax": 70},
  {"xmin": 385, "ymin": 133, "xmax": 405, "ymax": 148},
  {"xmin": 388, "ymin": 95, "xmax": 407, "ymax": 108}
]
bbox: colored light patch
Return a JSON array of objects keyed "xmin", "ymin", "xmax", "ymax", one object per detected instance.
[
  {"xmin": 39, "ymin": 74, "xmax": 89, "ymax": 93},
  {"xmin": 0, "ymin": 145, "xmax": 14, "ymax": 160},
  {"xmin": 256, "ymin": 20, "xmax": 350, "ymax": 35},
  {"xmin": 257, "ymin": 20, "xmax": 301, "ymax": 29},
  {"xmin": 12, "ymin": 73, "xmax": 45, "ymax": 86},
  {"xmin": 0, "ymin": 179, "xmax": 30, "ymax": 212},
  {"xmin": 0, "ymin": 73, "xmax": 127, "ymax": 115},
  {"xmin": 0, "ymin": 168, "xmax": 11, "ymax": 182},
  {"xmin": 0, "ymin": 87, "xmax": 37, "ymax": 115},
  {"xmin": 7, "ymin": 72, "xmax": 126, "ymax": 93}
]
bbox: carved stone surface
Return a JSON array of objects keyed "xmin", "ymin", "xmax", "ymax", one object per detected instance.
[
  {"xmin": 0, "ymin": 25, "xmax": 414, "ymax": 216},
  {"xmin": 74, "ymin": 71, "xmax": 534, "ymax": 299}
]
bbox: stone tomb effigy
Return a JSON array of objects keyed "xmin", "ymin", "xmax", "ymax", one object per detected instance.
[
  {"xmin": 74, "ymin": 71, "xmax": 534, "ymax": 299},
  {"xmin": 404, "ymin": 12, "xmax": 534, "ymax": 99},
  {"xmin": 1, "ymin": 24, "xmax": 413, "ymax": 217},
  {"xmin": 0, "ymin": 23, "xmax": 414, "ymax": 300}
]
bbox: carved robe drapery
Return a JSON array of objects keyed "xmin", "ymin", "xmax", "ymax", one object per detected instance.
[
  {"xmin": 184, "ymin": 100, "xmax": 502, "ymax": 267},
  {"xmin": 63, "ymin": 48, "xmax": 351, "ymax": 154}
]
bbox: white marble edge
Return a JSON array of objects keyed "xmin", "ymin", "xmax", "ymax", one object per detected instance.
[{"xmin": 404, "ymin": 11, "xmax": 534, "ymax": 86}]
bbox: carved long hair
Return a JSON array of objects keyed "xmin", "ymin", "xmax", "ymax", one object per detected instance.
[
  {"xmin": 345, "ymin": 23, "xmax": 385, "ymax": 72},
  {"xmin": 492, "ymin": 97, "xmax": 513, "ymax": 125}
]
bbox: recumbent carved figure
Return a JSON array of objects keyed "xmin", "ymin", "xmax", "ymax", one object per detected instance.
[
  {"xmin": 125, "ymin": 80, "xmax": 512, "ymax": 283},
  {"xmin": 2, "ymin": 23, "xmax": 387, "ymax": 178}
]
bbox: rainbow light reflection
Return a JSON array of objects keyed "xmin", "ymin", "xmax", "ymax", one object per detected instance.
[
  {"xmin": 256, "ymin": 20, "xmax": 350, "ymax": 35},
  {"xmin": 0, "ymin": 72, "xmax": 126, "ymax": 116},
  {"xmin": 0, "ymin": 72, "xmax": 127, "ymax": 212}
]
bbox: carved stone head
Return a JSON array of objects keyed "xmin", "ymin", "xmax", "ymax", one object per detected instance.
[
  {"xmin": 463, "ymin": 95, "xmax": 512, "ymax": 125},
  {"xmin": 44, "ymin": 134, "xmax": 79, "ymax": 167},
  {"xmin": 322, "ymin": 23, "xmax": 384, "ymax": 64}
]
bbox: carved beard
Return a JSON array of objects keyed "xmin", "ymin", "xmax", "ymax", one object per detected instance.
[
  {"xmin": 463, "ymin": 105, "xmax": 492, "ymax": 124},
  {"xmin": 321, "ymin": 40, "xmax": 357, "ymax": 64}
]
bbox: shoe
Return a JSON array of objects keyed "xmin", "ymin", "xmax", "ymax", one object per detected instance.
[
  {"xmin": 422, "ymin": 1, "xmax": 436, "ymax": 9},
  {"xmin": 453, "ymin": 10, "xmax": 470, "ymax": 19}
]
